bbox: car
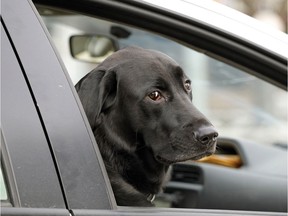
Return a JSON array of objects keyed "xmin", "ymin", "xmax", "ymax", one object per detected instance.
[{"xmin": 1, "ymin": 0, "xmax": 287, "ymax": 215}]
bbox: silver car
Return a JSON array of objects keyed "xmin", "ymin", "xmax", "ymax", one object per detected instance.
[{"xmin": 1, "ymin": 0, "xmax": 287, "ymax": 215}]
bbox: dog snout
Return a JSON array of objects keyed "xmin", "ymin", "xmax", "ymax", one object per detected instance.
[{"xmin": 194, "ymin": 126, "xmax": 218, "ymax": 145}]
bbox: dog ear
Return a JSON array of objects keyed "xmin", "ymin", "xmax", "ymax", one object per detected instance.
[
  {"xmin": 96, "ymin": 68, "xmax": 117, "ymax": 117},
  {"xmin": 76, "ymin": 67, "xmax": 117, "ymax": 129}
]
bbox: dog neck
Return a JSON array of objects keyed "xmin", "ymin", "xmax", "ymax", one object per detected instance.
[
  {"xmin": 94, "ymin": 122, "xmax": 169, "ymax": 195},
  {"xmin": 125, "ymin": 143, "xmax": 168, "ymax": 194}
]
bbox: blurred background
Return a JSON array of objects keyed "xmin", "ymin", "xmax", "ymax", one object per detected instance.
[{"xmin": 214, "ymin": 0, "xmax": 287, "ymax": 32}]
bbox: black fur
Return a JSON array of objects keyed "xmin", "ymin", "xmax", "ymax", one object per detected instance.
[{"xmin": 76, "ymin": 46, "xmax": 218, "ymax": 206}]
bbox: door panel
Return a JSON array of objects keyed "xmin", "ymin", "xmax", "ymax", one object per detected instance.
[
  {"xmin": 2, "ymin": 0, "xmax": 115, "ymax": 209},
  {"xmin": 1, "ymin": 22, "xmax": 65, "ymax": 208}
]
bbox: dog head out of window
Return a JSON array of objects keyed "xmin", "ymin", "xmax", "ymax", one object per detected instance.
[{"xmin": 76, "ymin": 46, "xmax": 218, "ymax": 206}]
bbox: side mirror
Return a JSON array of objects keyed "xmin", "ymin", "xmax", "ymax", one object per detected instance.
[{"xmin": 70, "ymin": 35, "xmax": 118, "ymax": 63}]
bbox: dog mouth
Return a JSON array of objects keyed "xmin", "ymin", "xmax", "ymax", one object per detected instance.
[
  {"xmin": 155, "ymin": 149, "xmax": 214, "ymax": 165},
  {"xmin": 153, "ymin": 134, "xmax": 217, "ymax": 165}
]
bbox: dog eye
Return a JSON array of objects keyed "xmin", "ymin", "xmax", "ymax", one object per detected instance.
[
  {"xmin": 184, "ymin": 80, "xmax": 191, "ymax": 91},
  {"xmin": 148, "ymin": 91, "xmax": 162, "ymax": 101}
]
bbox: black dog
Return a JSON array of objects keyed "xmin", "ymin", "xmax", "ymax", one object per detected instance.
[{"xmin": 76, "ymin": 46, "xmax": 218, "ymax": 206}]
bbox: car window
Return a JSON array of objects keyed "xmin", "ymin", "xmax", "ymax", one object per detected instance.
[
  {"xmin": 38, "ymin": 8, "xmax": 287, "ymax": 147},
  {"xmin": 36, "ymin": 6, "xmax": 287, "ymax": 212}
]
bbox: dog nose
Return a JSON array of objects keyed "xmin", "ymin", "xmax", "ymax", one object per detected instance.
[{"xmin": 194, "ymin": 126, "xmax": 218, "ymax": 145}]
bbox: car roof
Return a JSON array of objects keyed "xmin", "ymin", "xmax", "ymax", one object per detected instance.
[{"xmin": 138, "ymin": 0, "xmax": 288, "ymax": 59}]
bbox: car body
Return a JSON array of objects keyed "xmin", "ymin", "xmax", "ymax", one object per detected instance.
[{"xmin": 1, "ymin": 0, "xmax": 287, "ymax": 215}]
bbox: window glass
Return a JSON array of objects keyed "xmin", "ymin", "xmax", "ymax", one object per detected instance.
[
  {"xmin": 1, "ymin": 131, "xmax": 8, "ymax": 202},
  {"xmin": 39, "ymin": 9, "xmax": 287, "ymax": 146},
  {"xmin": 0, "ymin": 165, "xmax": 8, "ymax": 201}
]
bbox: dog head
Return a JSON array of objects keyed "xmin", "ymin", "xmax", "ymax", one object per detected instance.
[{"xmin": 76, "ymin": 46, "xmax": 218, "ymax": 165}]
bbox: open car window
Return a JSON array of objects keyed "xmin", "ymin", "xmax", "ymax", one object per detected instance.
[
  {"xmin": 35, "ymin": 5, "xmax": 287, "ymax": 212},
  {"xmin": 38, "ymin": 8, "xmax": 287, "ymax": 147}
]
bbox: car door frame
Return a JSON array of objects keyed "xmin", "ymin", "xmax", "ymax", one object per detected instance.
[{"xmin": 1, "ymin": 0, "xmax": 116, "ymax": 212}]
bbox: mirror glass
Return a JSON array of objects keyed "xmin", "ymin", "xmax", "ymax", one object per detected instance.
[{"xmin": 70, "ymin": 35, "xmax": 117, "ymax": 63}]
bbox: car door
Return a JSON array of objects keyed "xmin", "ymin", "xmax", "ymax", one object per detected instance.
[
  {"xmin": 1, "ymin": 6, "xmax": 68, "ymax": 216},
  {"xmin": 1, "ymin": 18, "xmax": 67, "ymax": 211}
]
